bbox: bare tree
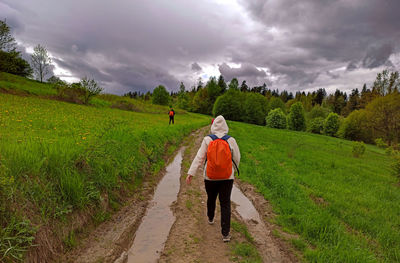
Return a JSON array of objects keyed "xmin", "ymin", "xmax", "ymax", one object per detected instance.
[
  {"xmin": 0, "ymin": 19, "xmax": 16, "ymax": 52},
  {"xmin": 31, "ymin": 44, "xmax": 52, "ymax": 82}
]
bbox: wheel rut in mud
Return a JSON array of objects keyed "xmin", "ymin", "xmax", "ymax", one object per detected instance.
[{"xmin": 65, "ymin": 126, "xmax": 298, "ymax": 262}]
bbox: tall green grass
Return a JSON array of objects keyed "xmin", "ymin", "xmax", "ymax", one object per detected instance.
[
  {"xmin": 228, "ymin": 121, "xmax": 399, "ymax": 262},
  {"xmin": 0, "ymin": 72, "xmax": 57, "ymax": 96},
  {"xmin": 0, "ymin": 93, "xmax": 209, "ymax": 261}
]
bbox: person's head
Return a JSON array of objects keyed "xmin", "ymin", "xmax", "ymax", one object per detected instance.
[{"xmin": 211, "ymin": 115, "xmax": 228, "ymax": 136}]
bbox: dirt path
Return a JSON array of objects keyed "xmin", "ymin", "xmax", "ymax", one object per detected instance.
[
  {"xmin": 62, "ymin": 128, "xmax": 208, "ymax": 263},
  {"xmin": 159, "ymin": 127, "xmax": 297, "ymax": 263},
  {"xmin": 64, "ymin": 126, "xmax": 298, "ymax": 262}
]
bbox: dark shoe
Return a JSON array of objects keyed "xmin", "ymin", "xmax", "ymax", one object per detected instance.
[
  {"xmin": 208, "ymin": 218, "xmax": 214, "ymax": 225},
  {"xmin": 222, "ymin": 234, "xmax": 231, "ymax": 242}
]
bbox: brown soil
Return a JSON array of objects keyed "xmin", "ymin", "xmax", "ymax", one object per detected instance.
[
  {"xmin": 59, "ymin": 128, "xmax": 209, "ymax": 263},
  {"xmin": 234, "ymin": 182, "xmax": 301, "ymax": 262},
  {"xmin": 159, "ymin": 128, "xmax": 298, "ymax": 263},
  {"xmin": 60, "ymin": 126, "xmax": 299, "ymax": 262}
]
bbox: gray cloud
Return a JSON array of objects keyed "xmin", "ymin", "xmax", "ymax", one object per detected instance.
[
  {"xmin": 218, "ymin": 62, "xmax": 271, "ymax": 87},
  {"xmin": 0, "ymin": 0, "xmax": 399, "ymax": 94},
  {"xmin": 362, "ymin": 43, "xmax": 394, "ymax": 69},
  {"xmin": 241, "ymin": 0, "xmax": 400, "ymax": 61},
  {"xmin": 191, "ymin": 62, "xmax": 202, "ymax": 72},
  {"xmin": 219, "ymin": 63, "xmax": 266, "ymax": 80}
]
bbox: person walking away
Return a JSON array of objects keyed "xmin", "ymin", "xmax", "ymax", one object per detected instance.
[
  {"xmin": 186, "ymin": 115, "xmax": 240, "ymax": 242},
  {"xmin": 168, "ymin": 107, "xmax": 175, "ymax": 125}
]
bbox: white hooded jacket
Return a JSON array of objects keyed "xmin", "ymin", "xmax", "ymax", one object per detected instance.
[{"xmin": 188, "ymin": 115, "xmax": 240, "ymax": 180}]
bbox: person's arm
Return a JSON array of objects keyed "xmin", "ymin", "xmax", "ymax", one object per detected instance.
[
  {"xmin": 229, "ymin": 137, "xmax": 240, "ymax": 168},
  {"xmin": 186, "ymin": 138, "xmax": 208, "ymax": 184}
]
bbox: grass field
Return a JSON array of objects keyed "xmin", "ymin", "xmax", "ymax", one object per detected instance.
[
  {"xmin": 0, "ymin": 91, "xmax": 209, "ymax": 261},
  {"xmin": 0, "ymin": 72, "xmax": 177, "ymax": 114},
  {"xmin": 229, "ymin": 121, "xmax": 399, "ymax": 262}
]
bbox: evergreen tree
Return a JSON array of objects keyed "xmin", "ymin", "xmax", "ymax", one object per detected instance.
[
  {"xmin": 0, "ymin": 20, "xmax": 16, "ymax": 52},
  {"xmin": 217, "ymin": 75, "xmax": 227, "ymax": 93},
  {"xmin": 240, "ymin": 80, "xmax": 249, "ymax": 92},
  {"xmin": 228, "ymin": 78, "xmax": 239, "ymax": 90}
]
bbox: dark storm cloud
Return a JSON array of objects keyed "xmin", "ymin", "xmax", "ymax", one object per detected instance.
[
  {"xmin": 1, "ymin": 0, "xmax": 399, "ymax": 94},
  {"xmin": 237, "ymin": 0, "xmax": 400, "ymax": 88},
  {"xmin": 191, "ymin": 63, "xmax": 202, "ymax": 72},
  {"xmin": 362, "ymin": 43, "xmax": 394, "ymax": 69},
  {"xmin": 0, "ymin": 0, "xmax": 246, "ymax": 93}
]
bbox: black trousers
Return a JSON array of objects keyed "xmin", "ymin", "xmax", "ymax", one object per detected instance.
[
  {"xmin": 169, "ymin": 116, "xmax": 174, "ymax": 124},
  {"xmin": 204, "ymin": 179, "xmax": 234, "ymax": 236}
]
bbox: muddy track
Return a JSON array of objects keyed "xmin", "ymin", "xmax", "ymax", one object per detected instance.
[
  {"xmin": 159, "ymin": 127, "xmax": 297, "ymax": 263},
  {"xmin": 64, "ymin": 126, "xmax": 298, "ymax": 262},
  {"xmin": 62, "ymin": 127, "xmax": 208, "ymax": 263}
]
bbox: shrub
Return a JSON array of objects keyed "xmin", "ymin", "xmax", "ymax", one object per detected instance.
[
  {"xmin": 288, "ymin": 102, "xmax": 306, "ymax": 131},
  {"xmin": 243, "ymin": 93, "xmax": 268, "ymax": 125},
  {"xmin": 324, "ymin": 112, "xmax": 340, "ymax": 137},
  {"xmin": 308, "ymin": 117, "xmax": 324, "ymax": 134},
  {"xmin": 111, "ymin": 100, "xmax": 141, "ymax": 112},
  {"xmin": 266, "ymin": 108, "xmax": 287, "ymax": 129},
  {"xmin": 352, "ymin": 141, "xmax": 366, "ymax": 158},
  {"xmin": 213, "ymin": 89, "xmax": 243, "ymax": 121},
  {"xmin": 365, "ymin": 93, "xmax": 400, "ymax": 145},
  {"xmin": 152, "ymin": 85, "xmax": 170, "ymax": 105},
  {"xmin": 375, "ymin": 138, "xmax": 388, "ymax": 149},
  {"xmin": 338, "ymin": 110, "xmax": 373, "ymax": 143},
  {"xmin": 80, "ymin": 77, "xmax": 102, "ymax": 104},
  {"xmin": 385, "ymin": 146, "xmax": 399, "ymax": 156},
  {"xmin": 392, "ymin": 154, "xmax": 400, "ymax": 179},
  {"xmin": 192, "ymin": 87, "xmax": 211, "ymax": 114},
  {"xmin": 308, "ymin": 105, "xmax": 331, "ymax": 119},
  {"xmin": 56, "ymin": 83, "xmax": 87, "ymax": 104}
]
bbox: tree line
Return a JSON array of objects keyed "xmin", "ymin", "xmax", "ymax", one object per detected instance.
[{"xmin": 144, "ymin": 70, "xmax": 399, "ymax": 147}]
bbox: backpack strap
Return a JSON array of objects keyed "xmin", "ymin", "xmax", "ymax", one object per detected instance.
[
  {"xmin": 220, "ymin": 135, "xmax": 231, "ymax": 141},
  {"xmin": 208, "ymin": 134, "xmax": 218, "ymax": 141}
]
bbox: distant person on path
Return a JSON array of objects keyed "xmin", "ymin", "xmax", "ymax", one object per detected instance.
[
  {"xmin": 186, "ymin": 115, "xmax": 240, "ymax": 242},
  {"xmin": 168, "ymin": 107, "xmax": 175, "ymax": 125}
]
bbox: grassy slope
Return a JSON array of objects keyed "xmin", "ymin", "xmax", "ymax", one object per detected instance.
[
  {"xmin": 228, "ymin": 121, "xmax": 399, "ymax": 262},
  {"xmin": 0, "ymin": 72, "xmax": 57, "ymax": 96},
  {"xmin": 0, "ymin": 75, "xmax": 209, "ymax": 261},
  {"xmin": 0, "ymin": 72, "xmax": 174, "ymax": 114}
]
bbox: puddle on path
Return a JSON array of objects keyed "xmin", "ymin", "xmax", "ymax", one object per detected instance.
[
  {"xmin": 126, "ymin": 147, "xmax": 185, "ymax": 263},
  {"xmin": 231, "ymin": 184, "xmax": 262, "ymax": 223}
]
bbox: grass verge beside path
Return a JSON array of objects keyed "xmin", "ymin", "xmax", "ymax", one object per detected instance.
[
  {"xmin": 0, "ymin": 93, "xmax": 209, "ymax": 262},
  {"xmin": 228, "ymin": 121, "xmax": 400, "ymax": 262}
]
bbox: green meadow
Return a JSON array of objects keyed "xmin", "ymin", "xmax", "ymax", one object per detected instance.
[
  {"xmin": 0, "ymin": 90, "xmax": 208, "ymax": 261},
  {"xmin": 229, "ymin": 121, "xmax": 400, "ymax": 262},
  {"xmin": 1, "ymin": 72, "xmax": 399, "ymax": 262}
]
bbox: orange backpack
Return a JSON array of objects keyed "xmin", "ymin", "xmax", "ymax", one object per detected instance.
[
  {"xmin": 206, "ymin": 135, "xmax": 239, "ymax": 179},
  {"xmin": 169, "ymin": 110, "xmax": 174, "ymax": 117}
]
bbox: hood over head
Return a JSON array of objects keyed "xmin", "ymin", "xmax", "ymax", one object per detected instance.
[{"xmin": 211, "ymin": 115, "xmax": 229, "ymax": 136}]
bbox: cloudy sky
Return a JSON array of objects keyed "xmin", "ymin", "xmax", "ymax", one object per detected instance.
[{"xmin": 1, "ymin": 0, "xmax": 399, "ymax": 94}]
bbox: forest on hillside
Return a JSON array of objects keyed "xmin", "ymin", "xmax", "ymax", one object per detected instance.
[{"xmin": 126, "ymin": 70, "xmax": 400, "ymax": 147}]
